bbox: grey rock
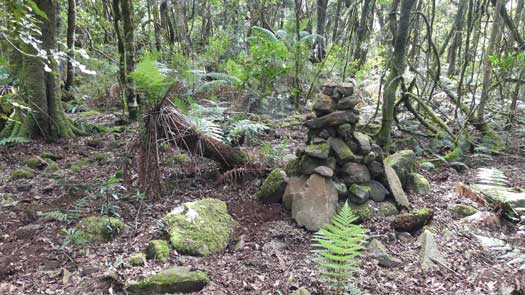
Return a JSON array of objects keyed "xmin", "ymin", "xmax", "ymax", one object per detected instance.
[
  {"xmin": 313, "ymin": 94, "xmax": 336, "ymax": 116},
  {"xmin": 314, "ymin": 166, "xmax": 334, "ymax": 177},
  {"xmin": 367, "ymin": 161, "xmax": 385, "ymax": 178},
  {"xmin": 282, "ymin": 176, "xmax": 308, "ymax": 210},
  {"xmin": 363, "ymin": 151, "xmax": 376, "ymax": 164},
  {"xmin": 256, "ymin": 168, "xmax": 288, "ymax": 204},
  {"xmin": 301, "ymin": 156, "xmax": 336, "ymax": 175},
  {"xmin": 304, "ymin": 110, "xmax": 359, "ymax": 129},
  {"xmin": 370, "ymin": 144, "xmax": 384, "ymax": 161},
  {"xmin": 292, "ymin": 174, "xmax": 338, "ymax": 231},
  {"xmin": 367, "ymin": 239, "xmax": 402, "ymax": 268},
  {"xmin": 337, "ymin": 123, "xmax": 355, "ymax": 142},
  {"xmin": 334, "ymin": 180, "xmax": 348, "ymax": 200},
  {"xmin": 406, "ymin": 173, "xmax": 431, "ymax": 194},
  {"xmin": 353, "ymin": 132, "xmax": 372, "ymax": 154},
  {"xmin": 342, "ymin": 162, "xmax": 371, "ymax": 184},
  {"xmin": 126, "ymin": 267, "xmax": 209, "ymax": 295},
  {"xmin": 384, "ymin": 150, "xmax": 416, "ymax": 188},
  {"xmin": 419, "ymin": 162, "xmax": 436, "ymax": 170},
  {"xmin": 418, "ymin": 230, "xmax": 447, "ymax": 271},
  {"xmin": 368, "ymin": 180, "xmax": 389, "ymax": 202},
  {"xmin": 337, "ymin": 97, "xmax": 360, "ymax": 110},
  {"xmin": 384, "ymin": 164, "xmax": 410, "ymax": 208}
]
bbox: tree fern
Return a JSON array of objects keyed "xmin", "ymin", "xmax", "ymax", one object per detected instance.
[{"xmin": 312, "ymin": 201, "xmax": 367, "ymax": 295}]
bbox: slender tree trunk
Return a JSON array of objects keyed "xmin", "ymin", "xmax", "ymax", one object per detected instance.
[
  {"xmin": 112, "ymin": 0, "xmax": 127, "ymax": 115},
  {"xmin": 447, "ymin": 1, "xmax": 466, "ymax": 77},
  {"xmin": 314, "ymin": 0, "xmax": 328, "ymax": 62},
  {"xmin": 353, "ymin": 0, "xmax": 375, "ymax": 69},
  {"xmin": 477, "ymin": 0, "xmax": 502, "ymax": 128},
  {"xmin": 332, "ymin": 0, "xmax": 343, "ymax": 42},
  {"xmin": 376, "ymin": 0, "xmax": 416, "ymax": 150},
  {"xmin": 120, "ymin": 0, "xmax": 138, "ymax": 120},
  {"xmin": 65, "ymin": 0, "xmax": 76, "ymax": 91}
]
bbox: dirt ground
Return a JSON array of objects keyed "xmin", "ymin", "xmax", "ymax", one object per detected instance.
[{"xmin": 1, "ymin": 114, "xmax": 525, "ymax": 295}]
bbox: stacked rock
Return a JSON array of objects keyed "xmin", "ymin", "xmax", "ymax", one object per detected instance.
[{"xmin": 288, "ymin": 82, "xmax": 390, "ymax": 205}]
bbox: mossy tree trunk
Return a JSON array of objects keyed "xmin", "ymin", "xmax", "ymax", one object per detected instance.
[
  {"xmin": 120, "ymin": 0, "xmax": 138, "ymax": 121},
  {"xmin": 376, "ymin": 0, "xmax": 416, "ymax": 150},
  {"xmin": 1, "ymin": 0, "xmax": 79, "ymax": 141},
  {"xmin": 64, "ymin": 0, "xmax": 76, "ymax": 91}
]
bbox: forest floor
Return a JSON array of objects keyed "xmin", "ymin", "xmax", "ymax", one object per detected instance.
[{"xmin": 1, "ymin": 110, "xmax": 525, "ymax": 295}]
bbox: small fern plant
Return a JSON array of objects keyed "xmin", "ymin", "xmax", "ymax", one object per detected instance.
[{"xmin": 312, "ymin": 201, "xmax": 367, "ymax": 295}]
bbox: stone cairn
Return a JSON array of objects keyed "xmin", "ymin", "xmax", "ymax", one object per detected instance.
[{"xmin": 281, "ymin": 82, "xmax": 396, "ymax": 231}]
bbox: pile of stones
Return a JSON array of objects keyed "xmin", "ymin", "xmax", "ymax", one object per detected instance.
[{"xmin": 257, "ymin": 82, "xmax": 430, "ymax": 231}]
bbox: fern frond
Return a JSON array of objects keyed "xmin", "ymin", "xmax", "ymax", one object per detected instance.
[
  {"xmin": 312, "ymin": 201, "xmax": 366, "ymax": 294},
  {"xmin": 0, "ymin": 136, "xmax": 31, "ymax": 145},
  {"xmin": 251, "ymin": 26, "xmax": 278, "ymax": 41}
]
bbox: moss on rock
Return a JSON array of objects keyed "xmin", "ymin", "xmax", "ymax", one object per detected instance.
[
  {"xmin": 24, "ymin": 157, "xmax": 46, "ymax": 170},
  {"xmin": 348, "ymin": 202, "xmax": 373, "ymax": 222},
  {"xmin": 304, "ymin": 143, "xmax": 330, "ymax": 159},
  {"xmin": 126, "ymin": 266, "xmax": 209, "ymax": 295},
  {"xmin": 407, "ymin": 173, "xmax": 431, "ymax": 194},
  {"xmin": 146, "ymin": 240, "xmax": 170, "ymax": 262},
  {"xmin": 10, "ymin": 167, "xmax": 35, "ymax": 180},
  {"xmin": 391, "ymin": 208, "xmax": 433, "ymax": 232},
  {"xmin": 285, "ymin": 158, "xmax": 302, "ymax": 177},
  {"xmin": 162, "ymin": 198, "xmax": 236, "ymax": 256},
  {"xmin": 385, "ymin": 149, "xmax": 416, "ymax": 187},
  {"xmin": 449, "ymin": 204, "xmax": 479, "ymax": 218},
  {"xmin": 45, "ymin": 159, "xmax": 60, "ymax": 172},
  {"xmin": 256, "ymin": 168, "xmax": 287, "ymax": 204},
  {"xmin": 76, "ymin": 216, "xmax": 125, "ymax": 243},
  {"xmin": 128, "ymin": 253, "xmax": 147, "ymax": 266}
]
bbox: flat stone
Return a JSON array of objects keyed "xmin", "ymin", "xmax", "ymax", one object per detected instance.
[
  {"xmin": 301, "ymin": 155, "xmax": 336, "ymax": 175},
  {"xmin": 368, "ymin": 180, "xmax": 389, "ymax": 202},
  {"xmin": 328, "ymin": 137, "xmax": 355, "ymax": 161},
  {"xmin": 282, "ymin": 176, "xmax": 308, "ymax": 210},
  {"xmin": 304, "ymin": 143, "xmax": 330, "ymax": 159},
  {"xmin": 407, "ymin": 173, "xmax": 431, "ymax": 194},
  {"xmin": 385, "ymin": 150, "xmax": 416, "ymax": 188},
  {"xmin": 353, "ymin": 132, "xmax": 372, "ymax": 154},
  {"xmin": 418, "ymin": 230, "xmax": 447, "ymax": 271},
  {"xmin": 384, "ymin": 164, "xmax": 410, "ymax": 208},
  {"xmin": 314, "ymin": 166, "xmax": 334, "ymax": 177},
  {"xmin": 337, "ymin": 97, "xmax": 360, "ymax": 110},
  {"xmin": 337, "ymin": 123, "xmax": 355, "ymax": 143},
  {"xmin": 368, "ymin": 239, "xmax": 402, "ymax": 268},
  {"xmin": 292, "ymin": 174, "xmax": 338, "ymax": 231},
  {"xmin": 449, "ymin": 204, "xmax": 479, "ymax": 218},
  {"xmin": 126, "ymin": 267, "xmax": 209, "ymax": 295},
  {"xmin": 304, "ymin": 110, "xmax": 359, "ymax": 129},
  {"xmin": 256, "ymin": 168, "xmax": 288, "ymax": 204}
]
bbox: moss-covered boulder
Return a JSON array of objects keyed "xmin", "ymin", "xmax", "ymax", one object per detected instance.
[
  {"xmin": 407, "ymin": 173, "xmax": 430, "ymax": 194},
  {"xmin": 300, "ymin": 155, "xmax": 336, "ymax": 175},
  {"xmin": 126, "ymin": 266, "xmax": 209, "ymax": 295},
  {"xmin": 284, "ymin": 157, "xmax": 301, "ymax": 177},
  {"xmin": 391, "ymin": 208, "xmax": 433, "ymax": 232},
  {"xmin": 449, "ymin": 204, "xmax": 479, "ymax": 218},
  {"xmin": 128, "ymin": 253, "xmax": 147, "ymax": 266},
  {"xmin": 76, "ymin": 216, "xmax": 125, "ymax": 243},
  {"xmin": 24, "ymin": 157, "xmax": 47, "ymax": 170},
  {"xmin": 45, "ymin": 159, "xmax": 60, "ymax": 172},
  {"xmin": 10, "ymin": 167, "xmax": 35, "ymax": 180},
  {"xmin": 373, "ymin": 201, "xmax": 399, "ymax": 218},
  {"xmin": 163, "ymin": 199, "xmax": 236, "ymax": 256},
  {"xmin": 348, "ymin": 184, "xmax": 370, "ymax": 205},
  {"xmin": 385, "ymin": 150, "xmax": 416, "ymax": 188},
  {"xmin": 146, "ymin": 240, "xmax": 170, "ymax": 262},
  {"xmin": 256, "ymin": 168, "xmax": 287, "ymax": 204}
]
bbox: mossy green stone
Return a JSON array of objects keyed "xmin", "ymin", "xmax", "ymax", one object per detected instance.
[
  {"xmin": 304, "ymin": 143, "xmax": 330, "ymax": 159},
  {"xmin": 76, "ymin": 216, "xmax": 125, "ymax": 243},
  {"xmin": 146, "ymin": 240, "xmax": 170, "ymax": 262},
  {"xmin": 256, "ymin": 168, "xmax": 287, "ymax": 203},
  {"xmin": 10, "ymin": 167, "xmax": 34, "ymax": 180},
  {"xmin": 449, "ymin": 204, "xmax": 479, "ymax": 218},
  {"xmin": 24, "ymin": 157, "xmax": 44, "ymax": 169},
  {"xmin": 41, "ymin": 152, "xmax": 61, "ymax": 161},
  {"xmin": 128, "ymin": 253, "xmax": 147, "ymax": 266},
  {"xmin": 173, "ymin": 153, "xmax": 191, "ymax": 164},
  {"xmin": 407, "ymin": 173, "xmax": 430, "ymax": 194},
  {"xmin": 285, "ymin": 158, "xmax": 302, "ymax": 177},
  {"xmin": 385, "ymin": 150, "xmax": 416, "ymax": 187},
  {"xmin": 126, "ymin": 267, "xmax": 209, "ymax": 295},
  {"xmin": 392, "ymin": 208, "xmax": 433, "ymax": 232},
  {"xmin": 45, "ymin": 159, "xmax": 60, "ymax": 172},
  {"xmin": 163, "ymin": 199, "xmax": 236, "ymax": 256}
]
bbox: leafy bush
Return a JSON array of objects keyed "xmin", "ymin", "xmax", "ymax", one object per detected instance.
[{"xmin": 312, "ymin": 201, "xmax": 367, "ymax": 295}]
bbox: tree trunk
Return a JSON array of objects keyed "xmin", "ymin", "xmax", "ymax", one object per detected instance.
[
  {"xmin": 353, "ymin": 0, "xmax": 375, "ymax": 69},
  {"xmin": 1, "ymin": 0, "xmax": 79, "ymax": 141},
  {"xmin": 376, "ymin": 0, "xmax": 416, "ymax": 150},
  {"xmin": 120, "ymin": 0, "xmax": 138, "ymax": 121},
  {"xmin": 446, "ymin": 1, "xmax": 466, "ymax": 77},
  {"xmin": 65, "ymin": 0, "xmax": 76, "ymax": 91}
]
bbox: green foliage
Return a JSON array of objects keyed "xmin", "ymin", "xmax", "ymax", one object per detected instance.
[
  {"xmin": 226, "ymin": 119, "xmax": 268, "ymax": 144},
  {"xmin": 312, "ymin": 201, "xmax": 366, "ymax": 295},
  {"xmin": 131, "ymin": 53, "xmax": 174, "ymax": 108},
  {"xmin": 62, "ymin": 228, "xmax": 88, "ymax": 248},
  {"xmin": 261, "ymin": 141, "xmax": 289, "ymax": 166},
  {"xmin": 39, "ymin": 197, "xmax": 89, "ymax": 224}
]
